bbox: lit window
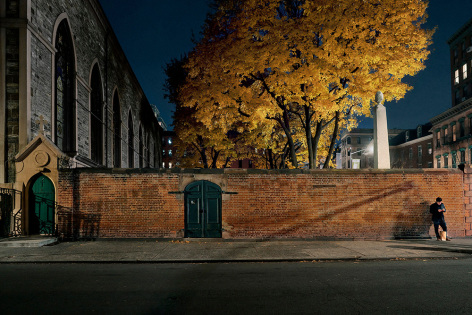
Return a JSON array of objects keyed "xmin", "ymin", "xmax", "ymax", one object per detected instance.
[
  {"xmin": 162, "ymin": 162, "xmax": 165, "ymax": 168},
  {"xmin": 168, "ymin": 138, "xmax": 172, "ymax": 145},
  {"xmin": 168, "ymin": 150, "xmax": 172, "ymax": 157},
  {"xmin": 455, "ymin": 70, "xmax": 460, "ymax": 84},
  {"xmin": 169, "ymin": 162, "xmax": 172, "ymax": 168},
  {"xmin": 428, "ymin": 143, "xmax": 432, "ymax": 154},
  {"xmin": 463, "ymin": 64, "xmax": 468, "ymax": 79}
]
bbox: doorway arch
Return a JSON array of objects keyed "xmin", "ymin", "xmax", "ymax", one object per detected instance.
[
  {"xmin": 184, "ymin": 181, "xmax": 222, "ymax": 238},
  {"xmin": 28, "ymin": 175, "xmax": 55, "ymax": 235}
]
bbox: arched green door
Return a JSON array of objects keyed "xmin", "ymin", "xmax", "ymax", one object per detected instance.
[
  {"xmin": 29, "ymin": 175, "xmax": 55, "ymax": 235},
  {"xmin": 185, "ymin": 181, "xmax": 222, "ymax": 238}
]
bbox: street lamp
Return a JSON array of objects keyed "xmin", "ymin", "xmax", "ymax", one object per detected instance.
[{"xmin": 349, "ymin": 143, "xmax": 374, "ymax": 169}]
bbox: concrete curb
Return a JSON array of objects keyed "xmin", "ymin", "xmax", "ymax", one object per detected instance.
[{"xmin": 1, "ymin": 238, "xmax": 472, "ymax": 264}]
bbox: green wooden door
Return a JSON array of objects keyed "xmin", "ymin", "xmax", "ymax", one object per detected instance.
[
  {"xmin": 29, "ymin": 175, "xmax": 55, "ymax": 235},
  {"xmin": 185, "ymin": 181, "xmax": 222, "ymax": 238}
]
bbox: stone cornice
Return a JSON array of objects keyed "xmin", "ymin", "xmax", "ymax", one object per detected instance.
[
  {"xmin": 390, "ymin": 134, "xmax": 433, "ymax": 149},
  {"xmin": 430, "ymin": 98, "xmax": 472, "ymax": 125},
  {"xmin": 448, "ymin": 17, "xmax": 472, "ymax": 46}
]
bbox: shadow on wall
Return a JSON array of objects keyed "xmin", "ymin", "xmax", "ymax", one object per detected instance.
[
  {"xmin": 57, "ymin": 209, "xmax": 101, "ymax": 240},
  {"xmin": 228, "ymin": 181, "xmax": 432, "ymax": 239},
  {"xmin": 76, "ymin": 213, "xmax": 101, "ymax": 240},
  {"xmin": 393, "ymin": 198, "xmax": 431, "ymax": 239}
]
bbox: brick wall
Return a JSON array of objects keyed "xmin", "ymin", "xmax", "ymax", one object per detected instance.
[
  {"xmin": 58, "ymin": 169, "xmax": 182, "ymax": 238},
  {"xmin": 57, "ymin": 168, "xmax": 471, "ymax": 240},
  {"xmin": 462, "ymin": 166, "xmax": 472, "ymax": 236}
]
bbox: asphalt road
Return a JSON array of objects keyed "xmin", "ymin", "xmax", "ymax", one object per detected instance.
[{"xmin": 1, "ymin": 259, "xmax": 472, "ymax": 314}]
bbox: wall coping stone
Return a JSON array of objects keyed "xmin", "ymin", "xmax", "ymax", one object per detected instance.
[{"xmin": 59, "ymin": 167, "xmax": 464, "ymax": 176}]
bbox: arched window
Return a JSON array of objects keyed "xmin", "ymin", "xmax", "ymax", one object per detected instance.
[
  {"xmin": 139, "ymin": 127, "xmax": 144, "ymax": 168},
  {"xmin": 128, "ymin": 113, "xmax": 134, "ymax": 168},
  {"xmin": 90, "ymin": 64, "xmax": 103, "ymax": 165},
  {"xmin": 113, "ymin": 91, "xmax": 121, "ymax": 168},
  {"xmin": 55, "ymin": 19, "xmax": 75, "ymax": 153}
]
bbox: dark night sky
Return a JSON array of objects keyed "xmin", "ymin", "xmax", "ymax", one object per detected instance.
[{"xmin": 98, "ymin": 0, "xmax": 472, "ymax": 131}]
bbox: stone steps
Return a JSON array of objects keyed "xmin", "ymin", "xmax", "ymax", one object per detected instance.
[{"xmin": 0, "ymin": 237, "xmax": 57, "ymax": 247}]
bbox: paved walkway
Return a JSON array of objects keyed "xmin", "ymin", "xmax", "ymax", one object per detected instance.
[{"xmin": 1, "ymin": 237, "xmax": 472, "ymax": 263}]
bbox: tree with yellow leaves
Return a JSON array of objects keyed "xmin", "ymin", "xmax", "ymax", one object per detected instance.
[
  {"xmin": 164, "ymin": 57, "xmax": 234, "ymax": 168},
  {"xmin": 179, "ymin": 0, "xmax": 434, "ymax": 168}
]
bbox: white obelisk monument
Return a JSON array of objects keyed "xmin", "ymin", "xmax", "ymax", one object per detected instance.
[{"xmin": 373, "ymin": 91, "xmax": 390, "ymax": 169}]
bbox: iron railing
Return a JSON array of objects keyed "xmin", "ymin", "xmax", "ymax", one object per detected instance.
[
  {"xmin": 31, "ymin": 195, "xmax": 75, "ymax": 239},
  {"xmin": 0, "ymin": 189, "xmax": 77, "ymax": 239},
  {"xmin": 0, "ymin": 188, "xmax": 22, "ymax": 238}
]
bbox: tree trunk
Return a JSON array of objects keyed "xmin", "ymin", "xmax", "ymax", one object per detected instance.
[
  {"xmin": 200, "ymin": 149, "xmax": 209, "ymax": 168},
  {"xmin": 311, "ymin": 120, "xmax": 323, "ymax": 168},
  {"xmin": 323, "ymin": 111, "xmax": 340, "ymax": 169},
  {"xmin": 268, "ymin": 149, "xmax": 274, "ymax": 169},
  {"xmin": 210, "ymin": 150, "xmax": 220, "ymax": 168},
  {"xmin": 223, "ymin": 156, "xmax": 231, "ymax": 168},
  {"xmin": 304, "ymin": 106, "xmax": 315, "ymax": 169},
  {"xmin": 281, "ymin": 110, "xmax": 299, "ymax": 168}
]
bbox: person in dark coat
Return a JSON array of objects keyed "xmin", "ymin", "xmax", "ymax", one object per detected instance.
[{"xmin": 430, "ymin": 197, "xmax": 451, "ymax": 241}]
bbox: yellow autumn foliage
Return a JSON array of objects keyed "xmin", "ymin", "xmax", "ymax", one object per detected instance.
[{"xmin": 178, "ymin": 0, "xmax": 433, "ymax": 168}]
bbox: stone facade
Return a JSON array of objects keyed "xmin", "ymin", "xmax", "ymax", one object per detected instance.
[
  {"xmin": 449, "ymin": 18, "xmax": 472, "ymax": 107},
  {"xmin": 339, "ymin": 128, "xmax": 404, "ymax": 169},
  {"xmin": 432, "ymin": 18, "xmax": 472, "ymax": 169},
  {"xmin": 0, "ymin": 0, "xmax": 163, "ymax": 236},
  {"xmin": 56, "ymin": 168, "xmax": 471, "ymax": 239},
  {"xmin": 340, "ymin": 127, "xmax": 434, "ymax": 169},
  {"xmin": 389, "ymin": 124, "xmax": 434, "ymax": 169}
]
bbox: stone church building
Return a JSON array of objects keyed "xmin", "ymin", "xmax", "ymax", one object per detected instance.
[{"xmin": 0, "ymin": 0, "xmax": 163, "ymax": 236}]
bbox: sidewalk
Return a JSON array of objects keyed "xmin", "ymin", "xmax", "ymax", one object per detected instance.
[{"xmin": 1, "ymin": 238, "xmax": 472, "ymax": 263}]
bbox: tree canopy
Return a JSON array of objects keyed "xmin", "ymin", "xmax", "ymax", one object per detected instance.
[{"xmin": 174, "ymin": 0, "xmax": 434, "ymax": 168}]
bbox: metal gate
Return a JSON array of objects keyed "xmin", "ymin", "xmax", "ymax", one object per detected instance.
[
  {"xmin": 184, "ymin": 181, "xmax": 222, "ymax": 238},
  {"xmin": 0, "ymin": 188, "xmax": 22, "ymax": 238}
]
